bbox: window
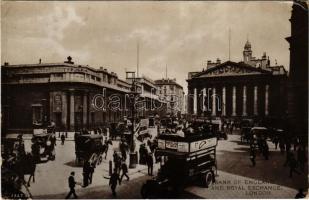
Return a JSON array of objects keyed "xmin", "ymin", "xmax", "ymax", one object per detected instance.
[
  {"xmin": 54, "ymin": 73, "xmax": 63, "ymax": 78},
  {"xmin": 32, "ymin": 104, "xmax": 43, "ymax": 125}
]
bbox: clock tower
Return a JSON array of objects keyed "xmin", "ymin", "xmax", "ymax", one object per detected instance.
[{"xmin": 243, "ymin": 40, "xmax": 252, "ymax": 63}]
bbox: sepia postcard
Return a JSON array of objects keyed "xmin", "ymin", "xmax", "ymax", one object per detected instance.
[{"xmin": 1, "ymin": 0, "xmax": 308, "ymax": 199}]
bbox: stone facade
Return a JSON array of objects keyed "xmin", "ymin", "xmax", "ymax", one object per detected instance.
[
  {"xmin": 1, "ymin": 58, "xmax": 165, "ymax": 133},
  {"xmin": 187, "ymin": 42, "xmax": 288, "ymax": 120},
  {"xmin": 286, "ymin": 0, "xmax": 308, "ymax": 142},
  {"xmin": 155, "ymin": 78, "xmax": 185, "ymax": 116}
]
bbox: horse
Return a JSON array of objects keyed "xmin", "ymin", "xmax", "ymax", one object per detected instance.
[{"xmin": 18, "ymin": 153, "xmax": 36, "ymax": 187}]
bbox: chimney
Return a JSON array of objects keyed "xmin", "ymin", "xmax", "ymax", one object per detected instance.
[
  {"xmin": 4, "ymin": 62, "xmax": 9, "ymax": 66},
  {"xmin": 216, "ymin": 58, "xmax": 221, "ymax": 64}
]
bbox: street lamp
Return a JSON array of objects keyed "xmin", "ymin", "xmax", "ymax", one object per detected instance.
[{"xmin": 127, "ymin": 72, "xmax": 141, "ymax": 168}]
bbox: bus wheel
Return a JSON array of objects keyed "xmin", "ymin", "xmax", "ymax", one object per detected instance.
[{"xmin": 203, "ymin": 171, "xmax": 213, "ymax": 188}]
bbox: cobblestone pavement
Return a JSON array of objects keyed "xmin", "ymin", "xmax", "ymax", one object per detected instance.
[{"xmin": 24, "ymin": 129, "xmax": 307, "ymax": 198}]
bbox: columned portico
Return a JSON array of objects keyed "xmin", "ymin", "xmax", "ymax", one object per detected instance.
[
  {"xmin": 222, "ymin": 86, "xmax": 226, "ymax": 116},
  {"xmin": 187, "ymin": 60, "xmax": 287, "ymax": 119},
  {"xmin": 265, "ymin": 84, "xmax": 269, "ymax": 116},
  {"xmin": 202, "ymin": 88, "xmax": 207, "ymax": 112},
  {"xmin": 232, "ymin": 86, "xmax": 236, "ymax": 116},
  {"xmin": 61, "ymin": 91, "xmax": 67, "ymax": 129},
  {"xmin": 69, "ymin": 89, "xmax": 75, "ymax": 130},
  {"xmin": 83, "ymin": 91, "xmax": 88, "ymax": 126},
  {"xmin": 254, "ymin": 86, "xmax": 258, "ymax": 115},
  {"xmin": 212, "ymin": 87, "xmax": 216, "ymax": 116},
  {"xmin": 193, "ymin": 88, "xmax": 197, "ymax": 115},
  {"xmin": 242, "ymin": 85, "xmax": 247, "ymax": 116}
]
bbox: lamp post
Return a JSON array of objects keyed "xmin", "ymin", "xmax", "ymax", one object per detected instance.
[{"xmin": 128, "ymin": 72, "xmax": 141, "ymax": 168}]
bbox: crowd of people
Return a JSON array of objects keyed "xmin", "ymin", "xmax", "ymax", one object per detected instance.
[
  {"xmin": 66, "ymin": 134, "xmax": 157, "ymax": 198},
  {"xmin": 247, "ymin": 128, "xmax": 307, "ymax": 180}
]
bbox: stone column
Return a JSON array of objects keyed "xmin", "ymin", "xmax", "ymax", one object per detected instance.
[
  {"xmin": 61, "ymin": 91, "xmax": 67, "ymax": 129},
  {"xmin": 193, "ymin": 88, "xmax": 197, "ymax": 115},
  {"xmin": 49, "ymin": 92, "xmax": 54, "ymax": 123},
  {"xmin": 232, "ymin": 86, "xmax": 236, "ymax": 116},
  {"xmin": 212, "ymin": 87, "xmax": 216, "ymax": 116},
  {"xmin": 265, "ymin": 84, "xmax": 269, "ymax": 116},
  {"xmin": 69, "ymin": 90, "xmax": 75, "ymax": 130},
  {"xmin": 242, "ymin": 85, "xmax": 247, "ymax": 116},
  {"xmin": 222, "ymin": 87, "xmax": 226, "ymax": 116},
  {"xmin": 83, "ymin": 91, "xmax": 88, "ymax": 126},
  {"xmin": 202, "ymin": 88, "xmax": 206, "ymax": 112},
  {"xmin": 254, "ymin": 86, "xmax": 258, "ymax": 115}
]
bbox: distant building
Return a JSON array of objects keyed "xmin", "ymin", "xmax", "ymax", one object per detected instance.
[
  {"xmin": 125, "ymin": 73, "xmax": 167, "ymax": 118},
  {"xmin": 1, "ymin": 57, "xmax": 164, "ymax": 133},
  {"xmin": 286, "ymin": 0, "xmax": 308, "ymax": 143},
  {"xmin": 187, "ymin": 41, "xmax": 288, "ymax": 119},
  {"xmin": 155, "ymin": 78, "xmax": 185, "ymax": 116}
]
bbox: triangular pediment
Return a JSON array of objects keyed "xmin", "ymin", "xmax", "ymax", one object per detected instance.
[{"xmin": 194, "ymin": 61, "xmax": 271, "ymax": 78}]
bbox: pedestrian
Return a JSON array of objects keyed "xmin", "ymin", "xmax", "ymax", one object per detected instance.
[
  {"xmin": 113, "ymin": 151, "xmax": 121, "ymax": 174},
  {"xmin": 120, "ymin": 141, "xmax": 128, "ymax": 161},
  {"xmin": 139, "ymin": 144, "xmax": 147, "ymax": 165},
  {"xmin": 65, "ymin": 171, "xmax": 78, "ymax": 199},
  {"xmin": 109, "ymin": 171, "xmax": 121, "ymax": 197},
  {"xmin": 82, "ymin": 162, "xmax": 90, "ymax": 187},
  {"xmin": 61, "ymin": 134, "xmax": 66, "ymax": 145},
  {"xmin": 284, "ymin": 150, "xmax": 293, "ymax": 167},
  {"xmin": 286, "ymin": 141, "xmax": 291, "ymax": 152},
  {"xmin": 250, "ymin": 146, "xmax": 256, "ymax": 167},
  {"xmin": 120, "ymin": 161, "xmax": 129, "ymax": 183},
  {"xmin": 289, "ymin": 154, "xmax": 300, "ymax": 178},
  {"xmin": 297, "ymin": 146, "xmax": 306, "ymax": 172},
  {"xmin": 146, "ymin": 153, "xmax": 154, "ymax": 176},
  {"xmin": 31, "ymin": 141, "xmax": 40, "ymax": 163},
  {"xmin": 262, "ymin": 140, "xmax": 269, "ymax": 160},
  {"xmin": 279, "ymin": 138, "xmax": 285, "ymax": 154},
  {"xmin": 293, "ymin": 136, "xmax": 299, "ymax": 151},
  {"xmin": 230, "ymin": 122, "xmax": 234, "ymax": 135},
  {"xmin": 273, "ymin": 135, "xmax": 279, "ymax": 149},
  {"xmin": 104, "ymin": 139, "xmax": 112, "ymax": 159},
  {"xmin": 89, "ymin": 163, "xmax": 95, "ymax": 184}
]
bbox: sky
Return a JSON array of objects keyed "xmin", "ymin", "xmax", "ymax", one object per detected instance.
[{"xmin": 1, "ymin": 1, "xmax": 292, "ymax": 93}]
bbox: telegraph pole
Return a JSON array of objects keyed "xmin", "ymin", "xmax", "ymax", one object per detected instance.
[
  {"xmin": 137, "ymin": 41, "xmax": 139, "ymax": 78},
  {"xmin": 229, "ymin": 28, "xmax": 231, "ymax": 61}
]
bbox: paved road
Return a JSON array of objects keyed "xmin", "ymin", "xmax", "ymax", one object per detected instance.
[{"xmin": 25, "ymin": 129, "xmax": 307, "ymax": 198}]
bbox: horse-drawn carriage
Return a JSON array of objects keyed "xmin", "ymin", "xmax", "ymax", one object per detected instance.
[
  {"xmin": 75, "ymin": 134, "xmax": 105, "ymax": 166},
  {"xmin": 2, "ymin": 135, "xmax": 35, "ymax": 198},
  {"xmin": 1, "ymin": 135, "xmax": 25, "ymax": 159},
  {"xmin": 240, "ymin": 119, "xmax": 254, "ymax": 143},
  {"xmin": 31, "ymin": 132, "xmax": 56, "ymax": 163}
]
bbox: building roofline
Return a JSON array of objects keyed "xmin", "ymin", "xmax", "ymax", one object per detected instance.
[{"xmin": 2, "ymin": 62, "xmax": 118, "ymax": 77}]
